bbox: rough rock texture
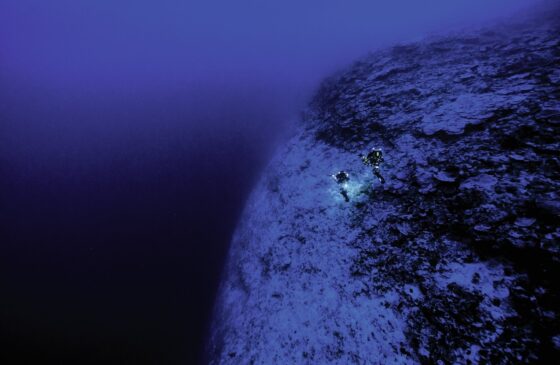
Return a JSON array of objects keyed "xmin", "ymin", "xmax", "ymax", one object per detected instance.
[{"xmin": 209, "ymin": 11, "xmax": 560, "ymax": 365}]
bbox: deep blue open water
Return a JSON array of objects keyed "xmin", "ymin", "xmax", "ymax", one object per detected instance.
[{"xmin": 0, "ymin": 88, "xmax": 285, "ymax": 364}]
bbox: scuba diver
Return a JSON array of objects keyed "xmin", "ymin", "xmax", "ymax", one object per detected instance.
[
  {"xmin": 360, "ymin": 148, "xmax": 385, "ymax": 184},
  {"xmin": 332, "ymin": 170, "xmax": 350, "ymax": 202}
]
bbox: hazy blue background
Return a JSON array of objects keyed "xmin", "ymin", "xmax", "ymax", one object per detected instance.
[{"xmin": 0, "ymin": 1, "xmax": 540, "ymax": 364}]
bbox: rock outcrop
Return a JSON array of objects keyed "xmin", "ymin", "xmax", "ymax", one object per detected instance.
[{"xmin": 209, "ymin": 10, "xmax": 560, "ymax": 364}]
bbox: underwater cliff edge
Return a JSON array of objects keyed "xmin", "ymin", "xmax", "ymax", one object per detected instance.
[{"xmin": 209, "ymin": 9, "xmax": 560, "ymax": 364}]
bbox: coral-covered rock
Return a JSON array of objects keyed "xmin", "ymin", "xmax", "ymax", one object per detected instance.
[{"xmin": 209, "ymin": 10, "xmax": 560, "ymax": 365}]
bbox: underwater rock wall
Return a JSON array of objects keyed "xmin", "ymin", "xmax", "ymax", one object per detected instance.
[{"xmin": 209, "ymin": 11, "xmax": 560, "ymax": 364}]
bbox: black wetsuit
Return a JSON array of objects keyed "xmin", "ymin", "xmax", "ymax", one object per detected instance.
[
  {"xmin": 333, "ymin": 171, "xmax": 350, "ymax": 202},
  {"xmin": 361, "ymin": 150, "xmax": 385, "ymax": 184}
]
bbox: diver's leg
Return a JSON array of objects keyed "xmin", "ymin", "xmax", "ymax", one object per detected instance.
[
  {"xmin": 340, "ymin": 189, "xmax": 350, "ymax": 202},
  {"xmin": 373, "ymin": 168, "xmax": 385, "ymax": 184}
]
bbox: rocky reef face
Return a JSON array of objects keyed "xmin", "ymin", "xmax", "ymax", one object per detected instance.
[{"xmin": 209, "ymin": 10, "xmax": 560, "ymax": 365}]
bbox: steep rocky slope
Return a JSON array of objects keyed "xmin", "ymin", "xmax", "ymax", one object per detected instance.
[{"xmin": 209, "ymin": 11, "xmax": 560, "ymax": 364}]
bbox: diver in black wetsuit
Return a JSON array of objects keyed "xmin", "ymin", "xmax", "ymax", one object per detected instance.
[
  {"xmin": 360, "ymin": 148, "xmax": 385, "ymax": 184},
  {"xmin": 332, "ymin": 170, "xmax": 350, "ymax": 202}
]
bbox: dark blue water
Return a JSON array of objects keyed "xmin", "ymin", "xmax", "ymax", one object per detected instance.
[{"xmin": 0, "ymin": 86, "xmax": 288, "ymax": 364}]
